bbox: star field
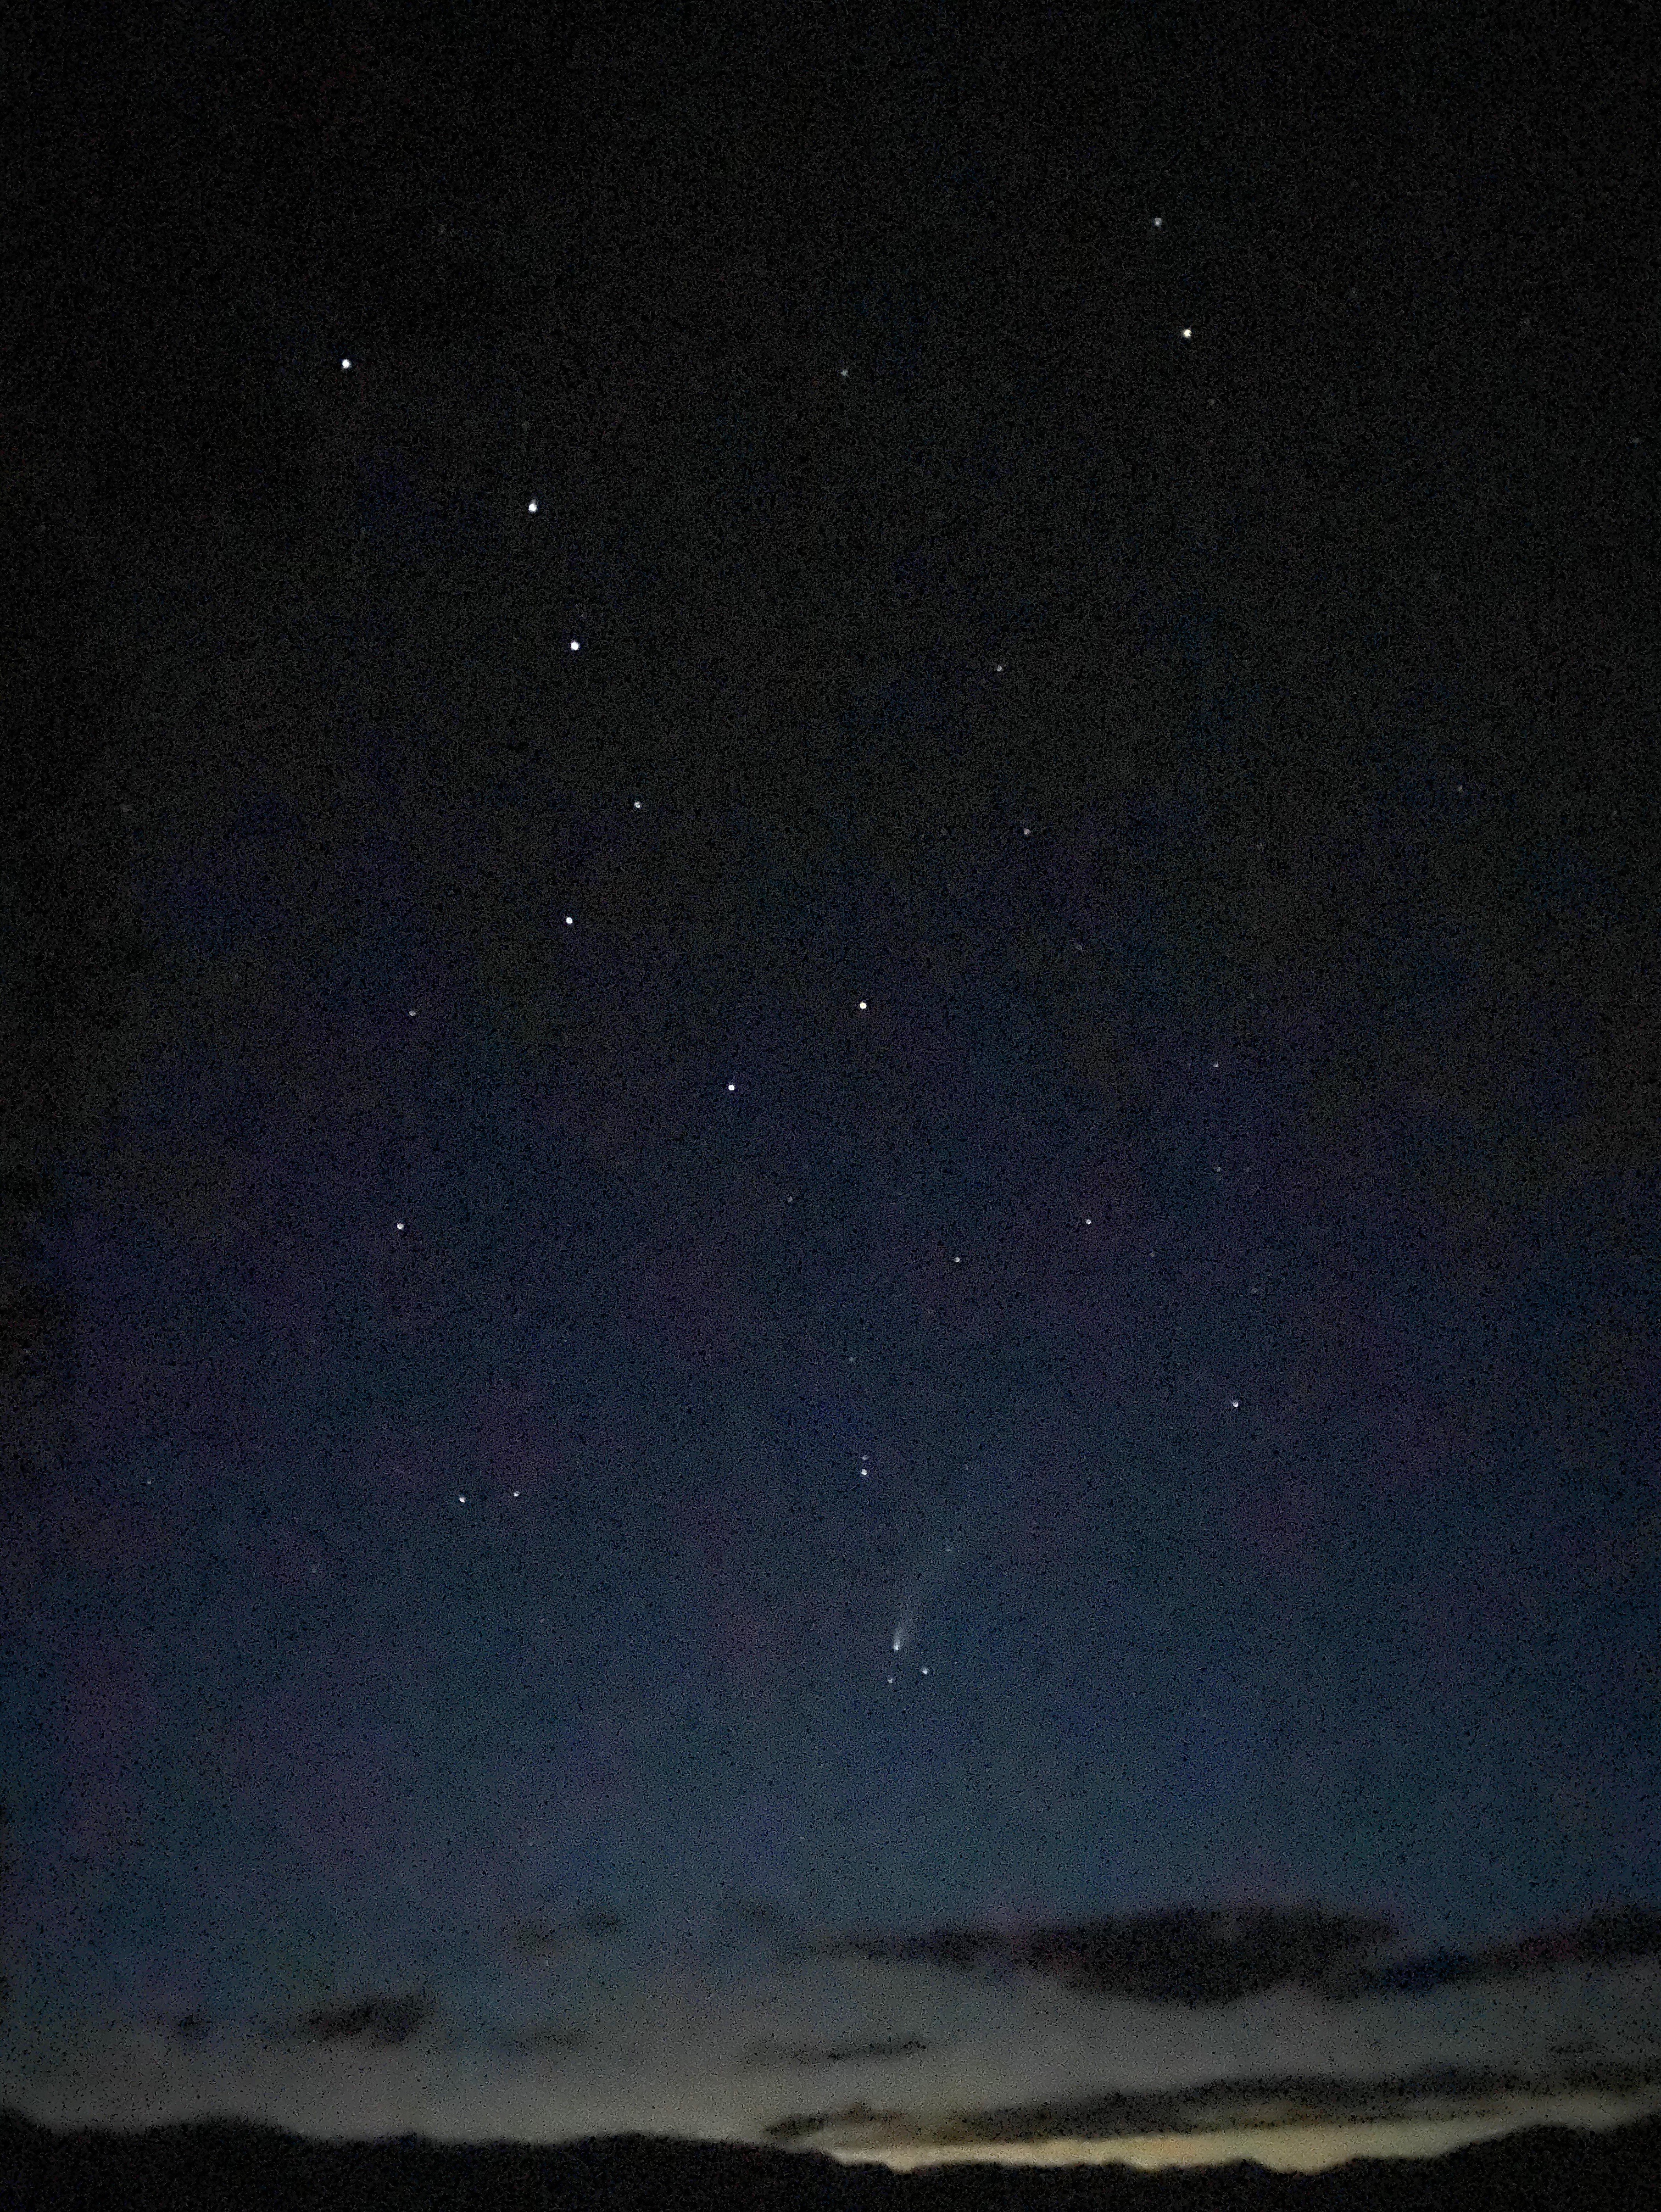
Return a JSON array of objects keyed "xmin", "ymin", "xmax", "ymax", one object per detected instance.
[{"xmin": 3, "ymin": 0, "xmax": 1655, "ymax": 2160}]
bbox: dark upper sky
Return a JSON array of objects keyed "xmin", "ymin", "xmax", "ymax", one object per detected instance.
[{"xmin": 3, "ymin": 0, "xmax": 1657, "ymax": 2160}]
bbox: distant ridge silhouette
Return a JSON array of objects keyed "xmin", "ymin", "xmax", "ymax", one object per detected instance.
[{"xmin": 3, "ymin": 2109, "xmax": 1660, "ymax": 2210}]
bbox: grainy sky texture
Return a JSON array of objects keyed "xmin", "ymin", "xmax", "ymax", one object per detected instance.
[{"xmin": 4, "ymin": 0, "xmax": 1657, "ymax": 2170}]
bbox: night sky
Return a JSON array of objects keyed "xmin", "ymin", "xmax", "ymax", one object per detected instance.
[{"xmin": 4, "ymin": 0, "xmax": 1658, "ymax": 2169}]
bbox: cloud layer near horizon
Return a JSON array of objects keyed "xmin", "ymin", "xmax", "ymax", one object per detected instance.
[{"xmin": 5, "ymin": 1909, "xmax": 1660, "ymax": 2172}]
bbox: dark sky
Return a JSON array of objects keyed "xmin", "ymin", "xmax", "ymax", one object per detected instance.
[{"xmin": 4, "ymin": 0, "xmax": 1658, "ymax": 2163}]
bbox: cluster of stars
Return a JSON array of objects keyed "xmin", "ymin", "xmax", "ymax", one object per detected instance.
[{"xmin": 353, "ymin": 247, "xmax": 1220, "ymax": 1549}]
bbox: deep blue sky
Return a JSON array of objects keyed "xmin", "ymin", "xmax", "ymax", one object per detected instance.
[{"xmin": 4, "ymin": 0, "xmax": 1656, "ymax": 2142}]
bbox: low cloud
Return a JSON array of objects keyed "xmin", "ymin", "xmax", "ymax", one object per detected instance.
[{"xmin": 5, "ymin": 1903, "xmax": 1661, "ymax": 2170}]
